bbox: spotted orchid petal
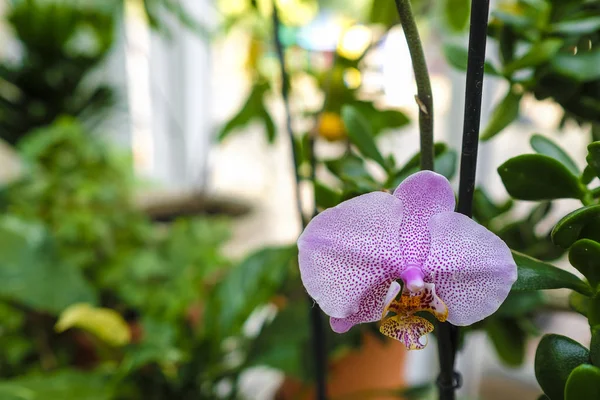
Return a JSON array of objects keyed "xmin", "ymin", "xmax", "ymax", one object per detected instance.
[
  {"xmin": 298, "ymin": 192, "xmax": 404, "ymax": 329},
  {"xmin": 394, "ymin": 170, "xmax": 455, "ymax": 267},
  {"xmin": 423, "ymin": 212, "xmax": 518, "ymax": 325}
]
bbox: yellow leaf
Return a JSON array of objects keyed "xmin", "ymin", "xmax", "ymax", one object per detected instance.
[{"xmin": 55, "ymin": 303, "xmax": 131, "ymax": 347}]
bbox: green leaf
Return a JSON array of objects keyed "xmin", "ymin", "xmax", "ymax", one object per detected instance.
[
  {"xmin": 325, "ymin": 153, "xmax": 379, "ymax": 193},
  {"xmin": 481, "ymin": 89, "xmax": 522, "ymax": 141},
  {"xmin": 350, "ymin": 101, "xmax": 410, "ymax": 136},
  {"xmin": 551, "ymin": 17, "xmax": 600, "ymax": 35},
  {"xmin": 55, "ymin": 303, "xmax": 130, "ymax": 347},
  {"xmin": 569, "ymin": 240, "xmax": 600, "ymax": 289},
  {"xmin": 496, "ymin": 291, "xmax": 544, "ymax": 317},
  {"xmin": 552, "ymin": 51, "xmax": 600, "ymax": 82},
  {"xmin": 487, "ymin": 318, "xmax": 526, "ymax": 367},
  {"xmin": 435, "ymin": 150, "xmax": 457, "ymax": 180},
  {"xmin": 341, "ymin": 105, "xmax": 386, "ymax": 169},
  {"xmin": 472, "ymin": 189, "xmax": 513, "ymax": 226},
  {"xmin": 569, "ymin": 291, "xmax": 590, "ymax": 318},
  {"xmin": 218, "ymin": 82, "xmax": 273, "ymax": 142},
  {"xmin": 587, "ymin": 142, "xmax": 600, "ymax": 179},
  {"xmin": 591, "ymin": 325, "xmax": 600, "ymax": 367},
  {"xmin": 314, "ymin": 181, "xmax": 342, "ymax": 209},
  {"xmin": 565, "ymin": 364, "xmax": 600, "ymax": 400},
  {"xmin": 552, "ymin": 205, "xmax": 600, "ymax": 248},
  {"xmin": 535, "ymin": 334, "xmax": 590, "ymax": 400},
  {"xmin": 208, "ymin": 246, "xmax": 296, "ymax": 335},
  {"xmin": 530, "ymin": 134, "xmax": 579, "ymax": 176},
  {"xmin": 511, "ymin": 251, "xmax": 591, "ymax": 295},
  {"xmin": 582, "ymin": 166, "xmax": 596, "ymax": 185},
  {"xmin": 248, "ymin": 302, "xmax": 311, "ymax": 380},
  {"xmin": 504, "ymin": 39, "xmax": 563, "ymax": 75},
  {"xmin": 0, "ymin": 370, "xmax": 114, "ymax": 400},
  {"xmin": 498, "ymin": 154, "xmax": 586, "ymax": 200},
  {"xmin": 443, "ymin": 0, "xmax": 470, "ymax": 32},
  {"xmin": 0, "ymin": 218, "xmax": 97, "ymax": 314},
  {"xmin": 443, "ymin": 43, "xmax": 499, "ymax": 75}
]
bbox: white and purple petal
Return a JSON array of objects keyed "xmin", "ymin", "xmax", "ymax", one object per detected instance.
[
  {"xmin": 422, "ymin": 211, "xmax": 517, "ymax": 325},
  {"xmin": 298, "ymin": 192, "xmax": 404, "ymax": 326},
  {"xmin": 393, "ymin": 171, "xmax": 455, "ymax": 267}
]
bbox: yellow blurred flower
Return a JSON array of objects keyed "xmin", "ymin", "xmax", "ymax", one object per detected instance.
[{"xmin": 318, "ymin": 112, "xmax": 347, "ymax": 142}]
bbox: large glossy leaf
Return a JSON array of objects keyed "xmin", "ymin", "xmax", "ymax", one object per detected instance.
[
  {"xmin": 247, "ymin": 302, "xmax": 311, "ymax": 380},
  {"xmin": 564, "ymin": 364, "xmax": 600, "ymax": 400},
  {"xmin": 551, "ymin": 17, "xmax": 600, "ymax": 35},
  {"xmin": 511, "ymin": 251, "xmax": 591, "ymax": 295},
  {"xmin": 481, "ymin": 89, "xmax": 522, "ymax": 141},
  {"xmin": 530, "ymin": 134, "xmax": 579, "ymax": 176},
  {"xmin": 0, "ymin": 218, "xmax": 97, "ymax": 314},
  {"xmin": 341, "ymin": 105, "xmax": 387, "ymax": 169},
  {"xmin": 208, "ymin": 246, "xmax": 296, "ymax": 335},
  {"xmin": 535, "ymin": 334, "xmax": 590, "ymax": 400},
  {"xmin": 486, "ymin": 318, "xmax": 526, "ymax": 367},
  {"xmin": 552, "ymin": 51, "xmax": 600, "ymax": 82},
  {"xmin": 552, "ymin": 205, "xmax": 600, "ymax": 248},
  {"xmin": 504, "ymin": 39, "xmax": 563, "ymax": 74},
  {"xmin": 569, "ymin": 240, "xmax": 600, "ymax": 289},
  {"xmin": 498, "ymin": 154, "xmax": 585, "ymax": 200}
]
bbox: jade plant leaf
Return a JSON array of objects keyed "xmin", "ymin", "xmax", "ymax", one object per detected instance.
[
  {"xmin": 564, "ymin": 364, "xmax": 600, "ymax": 400},
  {"xmin": 481, "ymin": 89, "xmax": 521, "ymax": 141},
  {"xmin": 341, "ymin": 105, "xmax": 386, "ymax": 169},
  {"xmin": 591, "ymin": 325, "xmax": 600, "ymax": 368},
  {"xmin": 530, "ymin": 134, "xmax": 579, "ymax": 176},
  {"xmin": 587, "ymin": 142, "xmax": 600, "ymax": 179},
  {"xmin": 512, "ymin": 251, "xmax": 591, "ymax": 295},
  {"xmin": 552, "ymin": 205, "xmax": 600, "ymax": 249},
  {"xmin": 569, "ymin": 292, "xmax": 590, "ymax": 318},
  {"xmin": 498, "ymin": 154, "xmax": 586, "ymax": 201},
  {"xmin": 569, "ymin": 239, "xmax": 600, "ymax": 289},
  {"xmin": 535, "ymin": 334, "xmax": 590, "ymax": 400}
]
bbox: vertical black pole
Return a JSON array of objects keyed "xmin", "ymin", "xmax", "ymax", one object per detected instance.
[
  {"xmin": 271, "ymin": 6, "xmax": 328, "ymax": 400},
  {"xmin": 436, "ymin": 1, "xmax": 490, "ymax": 399}
]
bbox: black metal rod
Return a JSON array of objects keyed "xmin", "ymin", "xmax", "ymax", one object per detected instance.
[
  {"xmin": 271, "ymin": 6, "xmax": 328, "ymax": 400},
  {"xmin": 436, "ymin": 1, "xmax": 491, "ymax": 399}
]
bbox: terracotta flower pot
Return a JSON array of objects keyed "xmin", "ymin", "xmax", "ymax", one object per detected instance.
[{"xmin": 277, "ymin": 333, "xmax": 407, "ymax": 400}]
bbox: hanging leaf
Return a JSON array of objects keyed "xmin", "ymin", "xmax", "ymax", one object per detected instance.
[
  {"xmin": 55, "ymin": 304, "xmax": 130, "ymax": 347},
  {"xmin": 569, "ymin": 291, "xmax": 590, "ymax": 318},
  {"xmin": 498, "ymin": 154, "xmax": 586, "ymax": 200},
  {"xmin": 481, "ymin": 89, "xmax": 522, "ymax": 141},
  {"xmin": 564, "ymin": 364, "xmax": 600, "ymax": 400},
  {"xmin": 512, "ymin": 251, "xmax": 591, "ymax": 295},
  {"xmin": 341, "ymin": 105, "xmax": 387, "ymax": 169},
  {"xmin": 472, "ymin": 189, "xmax": 513, "ymax": 226},
  {"xmin": 535, "ymin": 334, "xmax": 590, "ymax": 400},
  {"xmin": 552, "ymin": 205, "xmax": 600, "ymax": 248},
  {"xmin": 530, "ymin": 134, "xmax": 580, "ymax": 176}
]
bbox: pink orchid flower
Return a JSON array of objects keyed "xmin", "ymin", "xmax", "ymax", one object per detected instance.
[{"xmin": 298, "ymin": 171, "xmax": 517, "ymax": 349}]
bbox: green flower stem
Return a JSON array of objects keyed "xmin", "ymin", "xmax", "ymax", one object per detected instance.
[
  {"xmin": 271, "ymin": 4, "xmax": 328, "ymax": 400},
  {"xmin": 394, "ymin": 0, "xmax": 434, "ymax": 171}
]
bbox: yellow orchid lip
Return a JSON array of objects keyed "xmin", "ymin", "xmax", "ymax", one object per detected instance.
[{"xmin": 379, "ymin": 282, "xmax": 448, "ymax": 350}]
